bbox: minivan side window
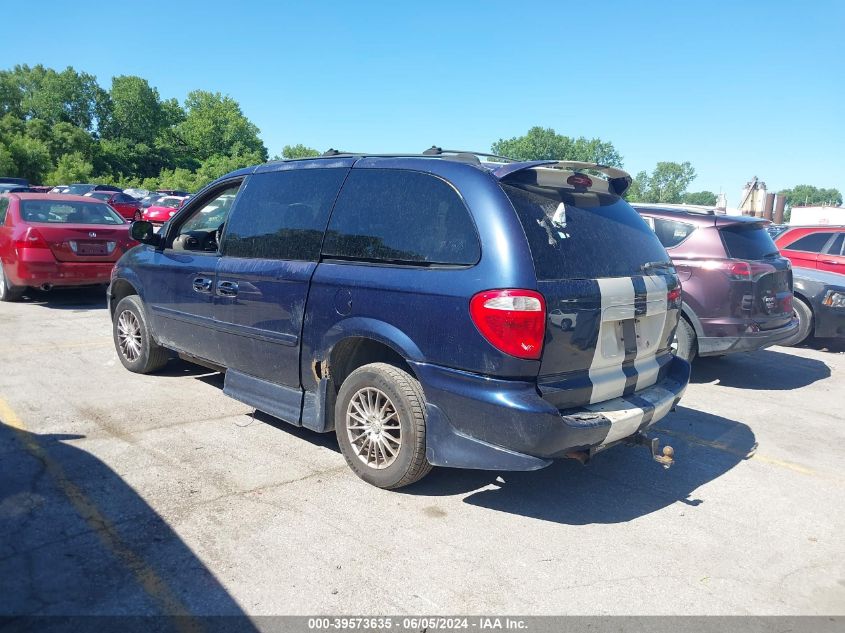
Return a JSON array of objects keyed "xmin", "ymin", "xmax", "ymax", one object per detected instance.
[
  {"xmin": 0, "ymin": 197, "xmax": 8, "ymax": 224},
  {"xmin": 322, "ymin": 169, "xmax": 480, "ymax": 266},
  {"xmin": 169, "ymin": 183, "xmax": 242, "ymax": 252},
  {"xmin": 784, "ymin": 232, "xmax": 833, "ymax": 253},
  {"xmin": 222, "ymin": 169, "xmax": 348, "ymax": 261}
]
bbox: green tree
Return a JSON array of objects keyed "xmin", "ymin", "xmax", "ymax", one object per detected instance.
[
  {"xmin": 102, "ymin": 75, "xmax": 171, "ymax": 144},
  {"xmin": 6, "ymin": 65, "xmax": 106, "ymax": 131},
  {"xmin": 4, "ymin": 135, "xmax": 51, "ymax": 182},
  {"xmin": 628, "ymin": 161, "xmax": 697, "ymax": 203},
  {"xmin": 176, "ymin": 90, "xmax": 267, "ymax": 162},
  {"xmin": 0, "ymin": 144, "xmax": 15, "ymax": 174},
  {"xmin": 491, "ymin": 126, "xmax": 623, "ymax": 167},
  {"xmin": 46, "ymin": 151, "xmax": 94, "ymax": 185},
  {"xmin": 682, "ymin": 190, "xmax": 717, "ymax": 205},
  {"xmin": 778, "ymin": 184, "xmax": 842, "ymax": 209},
  {"xmin": 47, "ymin": 122, "xmax": 94, "ymax": 163},
  {"xmin": 280, "ymin": 144, "xmax": 320, "ymax": 159}
]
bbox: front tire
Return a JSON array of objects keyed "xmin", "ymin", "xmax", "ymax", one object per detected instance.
[
  {"xmin": 335, "ymin": 363, "xmax": 432, "ymax": 489},
  {"xmin": 780, "ymin": 298, "xmax": 813, "ymax": 347},
  {"xmin": 112, "ymin": 295, "xmax": 170, "ymax": 373},
  {"xmin": 0, "ymin": 262, "xmax": 25, "ymax": 302}
]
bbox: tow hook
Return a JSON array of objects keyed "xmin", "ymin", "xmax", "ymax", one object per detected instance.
[{"xmin": 631, "ymin": 433, "xmax": 675, "ymax": 469}]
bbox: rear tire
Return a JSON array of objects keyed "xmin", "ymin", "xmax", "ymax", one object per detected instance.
[
  {"xmin": 112, "ymin": 295, "xmax": 170, "ymax": 373},
  {"xmin": 0, "ymin": 262, "xmax": 25, "ymax": 302},
  {"xmin": 673, "ymin": 317, "xmax": 697, "ymax": 362},
  {"xmin": 780, "ymin": 298, "xmax": 813, "ymax": 347},
  {"xmin": 335, "ymin": 362, "xmax": 432, "ymax": 489}
]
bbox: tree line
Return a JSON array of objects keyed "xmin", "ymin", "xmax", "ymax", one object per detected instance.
[{"xmin": 0, "ymin": 67, "xmax": 840, "ymax": 208}]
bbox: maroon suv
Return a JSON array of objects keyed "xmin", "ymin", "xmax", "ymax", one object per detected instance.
[{"xmin": 634, "ymin": 204, "xmax": 797, "ymax": 361}]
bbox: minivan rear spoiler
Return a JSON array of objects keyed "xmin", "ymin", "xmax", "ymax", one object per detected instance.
[{"xmin": 493, "ymin": 161, "xmax": 633, "ymax": 196}]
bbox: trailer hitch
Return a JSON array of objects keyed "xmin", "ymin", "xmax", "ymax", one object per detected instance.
[{"xmin": 631, "ymin": 433, "xmax": 675, "ymax": 469}]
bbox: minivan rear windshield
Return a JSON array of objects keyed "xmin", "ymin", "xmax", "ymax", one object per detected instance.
[
  {"xmin": 501, "ymin": 183, "xmax": 671, "ymax": 280},
  {"xmin": 719, "ymin": 223, "xmax": 779, "ymax": 259}
]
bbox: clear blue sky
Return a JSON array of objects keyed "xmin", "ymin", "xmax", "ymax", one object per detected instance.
[{"xmin": 3, "ymin": 0, "xmax": 843, "ymax": 202}]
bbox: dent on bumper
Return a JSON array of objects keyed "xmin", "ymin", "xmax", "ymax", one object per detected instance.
[{"xmin": 411, "ymin": 357, "xmax": 690, "ymax": 471}]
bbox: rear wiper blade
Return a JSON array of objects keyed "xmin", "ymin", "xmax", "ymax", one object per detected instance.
[{"xmin": 640, "ymin": 261, "xmax": 674, "ymax": 272}]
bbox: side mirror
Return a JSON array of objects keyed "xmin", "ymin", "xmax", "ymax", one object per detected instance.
[{"xmin": 130, "ymin": 220, "xmax": 161, "ymax": 246}]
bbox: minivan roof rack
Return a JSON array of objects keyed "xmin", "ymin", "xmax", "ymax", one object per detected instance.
[
  {"xmin": 421, "ymin": 146, "xmax": 517, "ymax": 163},
  {"xmin": 317, "ymin": 147, "xmax": 518, "ymax": 163}
]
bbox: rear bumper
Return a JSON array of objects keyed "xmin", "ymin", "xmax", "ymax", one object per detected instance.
[
  {"xmin": 698, "ymin": 317, "xmax": 799, "ymax": 356},
  {"xmin": 411, "ymin": 356, "xmax": 690, "ymax": 471},
  {"xmin": 7, "ymin": 257, "xmax": 115, "ymax": 287}
]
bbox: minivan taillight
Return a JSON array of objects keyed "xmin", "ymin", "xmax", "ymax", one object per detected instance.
[
  {"xmin": 469, "ymin": 289, "xmax": 545, "ymax": 360},
  {"xmin": 14, "ymin": 227, "xmax": 50, "ymax": 250},
  {"xmin": 667, "ymin": 286, "xmax": 683, "ymax": 308}
]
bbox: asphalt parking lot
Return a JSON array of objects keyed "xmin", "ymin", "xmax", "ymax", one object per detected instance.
[{"xmin": 1, "ymin": 287, "xmax": 843, "ymax": 617}]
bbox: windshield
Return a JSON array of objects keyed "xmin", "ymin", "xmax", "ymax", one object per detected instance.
[
  {"xmin": 66, "ymin": 184, "xmax": 94, "ymax": 195},
  {"xmin": 159, "ymin": 197, "xmax": 183, "ymax": 209},
  {"xmin": 21, "ymin": 201, "xmax": 126, "ymax": 225},
  {"xmin": 502, "ymin": 182, "xmax": 671, "ymax": 280},
  {"xmin": 85, "ymin": 192, "xmax": 112, "ymax": 201}
]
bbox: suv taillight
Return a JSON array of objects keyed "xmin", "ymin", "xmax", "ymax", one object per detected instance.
[
  {"xmin": 14, "ymin": 227, "xmax": 50, "ymax": 250},
  {"xmin": 700, "ymin": 259, "xmax": 775, "ymax": 280},
  {"xmin": 469, "ymin": 289, "xmax": 545, "ymax": 360}
]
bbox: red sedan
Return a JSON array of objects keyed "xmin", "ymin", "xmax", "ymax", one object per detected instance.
[
  {"xmin": 83, "ymin": 191, "xmax": 143, "ymax": 221},
  {"xmin": 142, "ymin": 195, "xmax": 188, "ymax": 225},
  {"xmin": 775, "ymin": 225, "xmax": 845, "ymax": 275},
  {"xmin": 0, "ymin": 193, "xmax": 136, "ymax": 301}
]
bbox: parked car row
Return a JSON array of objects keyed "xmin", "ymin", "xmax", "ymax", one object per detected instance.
[{"xmin": 2, "ymin": 151, "xmax": 843, "ymax": 491}]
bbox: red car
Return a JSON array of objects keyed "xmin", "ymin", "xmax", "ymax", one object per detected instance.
[
  {"xmin": 0, "ymin": 193, "xmax": 136, "ymax": 301},
  {"xmin": 775, "ymin": 226, "xmax": 845, "ymax": 275},
  {"xmin": 142, "ymin": 196, "xmax": 188, "ymax": 225},
  {"xmin": 83, "ymin": 191, "xmax": 143, "ymax": 221}
]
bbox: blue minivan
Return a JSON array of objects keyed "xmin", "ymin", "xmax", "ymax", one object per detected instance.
[{"xmin": 109, "ymin": 150, "xmax": 691, "ymax": 488}]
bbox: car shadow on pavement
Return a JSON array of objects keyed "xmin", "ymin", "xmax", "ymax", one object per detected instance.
[
  {"xmin": 691, "ymin": 348, "xmax": 830, "ymax": 389},
  {"xmin": 404, "ymin": 405, "xmax": 756, "ymax": 525},
  {"xmin": 16, "ymin": 286, "xmax": 107, "ymax": 310},
  {"xmin": 0, "ymin": 421, "xmax": 258, "ymax": 623},
  {"xmin": 797, "ymin": 337, "xmax": 845, "ymax": 354}
]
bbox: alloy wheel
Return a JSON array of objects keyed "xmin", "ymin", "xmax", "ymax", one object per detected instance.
[
  {"xmin": 345, "ymin": 387, "xmax": 402, "ymax": 470},
  {"xmin": 117, "ymin": 309, "xmax": 142, "ymax": 362}
]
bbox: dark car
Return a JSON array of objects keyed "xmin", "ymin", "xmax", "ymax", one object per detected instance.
[
  {"xmin": 65, "ymin": 183, "xmax": 123, "ymax": 196},
  {"xmin": 774, "ymin": 225, "xmax": 845, "ymax": 276},
  {"xmin": 633, "ymin": 204, "xmax": 797, "ymax": 361},
  {"xmin": 781, "ymin": 267, "xmax": 845, "ymax": 345},
  {"xmin": 156, "ymin": 189, "xmax": 191, "ymax": 197},
  {"xmin": 0, "ymin": 184, "xmax": 31, "ymax": 193},
  {"xmin": 0, "ymin": 177, "xmax": 29, "ymax": 187},
  {"xmin": 109, "ymin": 151, "xmax": 690, "ymax": 489},
  {"xmin": 83, "ymin": 191, "xmax": 144, "ymax": 221},
  {"xmin": 0, "ymin": 194, "xmax": 136, "ymax": 300}
]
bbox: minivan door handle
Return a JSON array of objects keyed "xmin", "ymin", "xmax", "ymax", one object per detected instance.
[
  {"xmin": 192, "ymin": 277, "xmax": 213, "ymax": 293},
  {"xmin": 217, "ymin": 280, "xmax": 239, "ymax": 297}
]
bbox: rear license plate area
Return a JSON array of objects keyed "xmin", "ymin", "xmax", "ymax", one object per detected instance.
[{"xmin": 75, "ymin": 241, "xmax": 107, "ymax": 255}]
